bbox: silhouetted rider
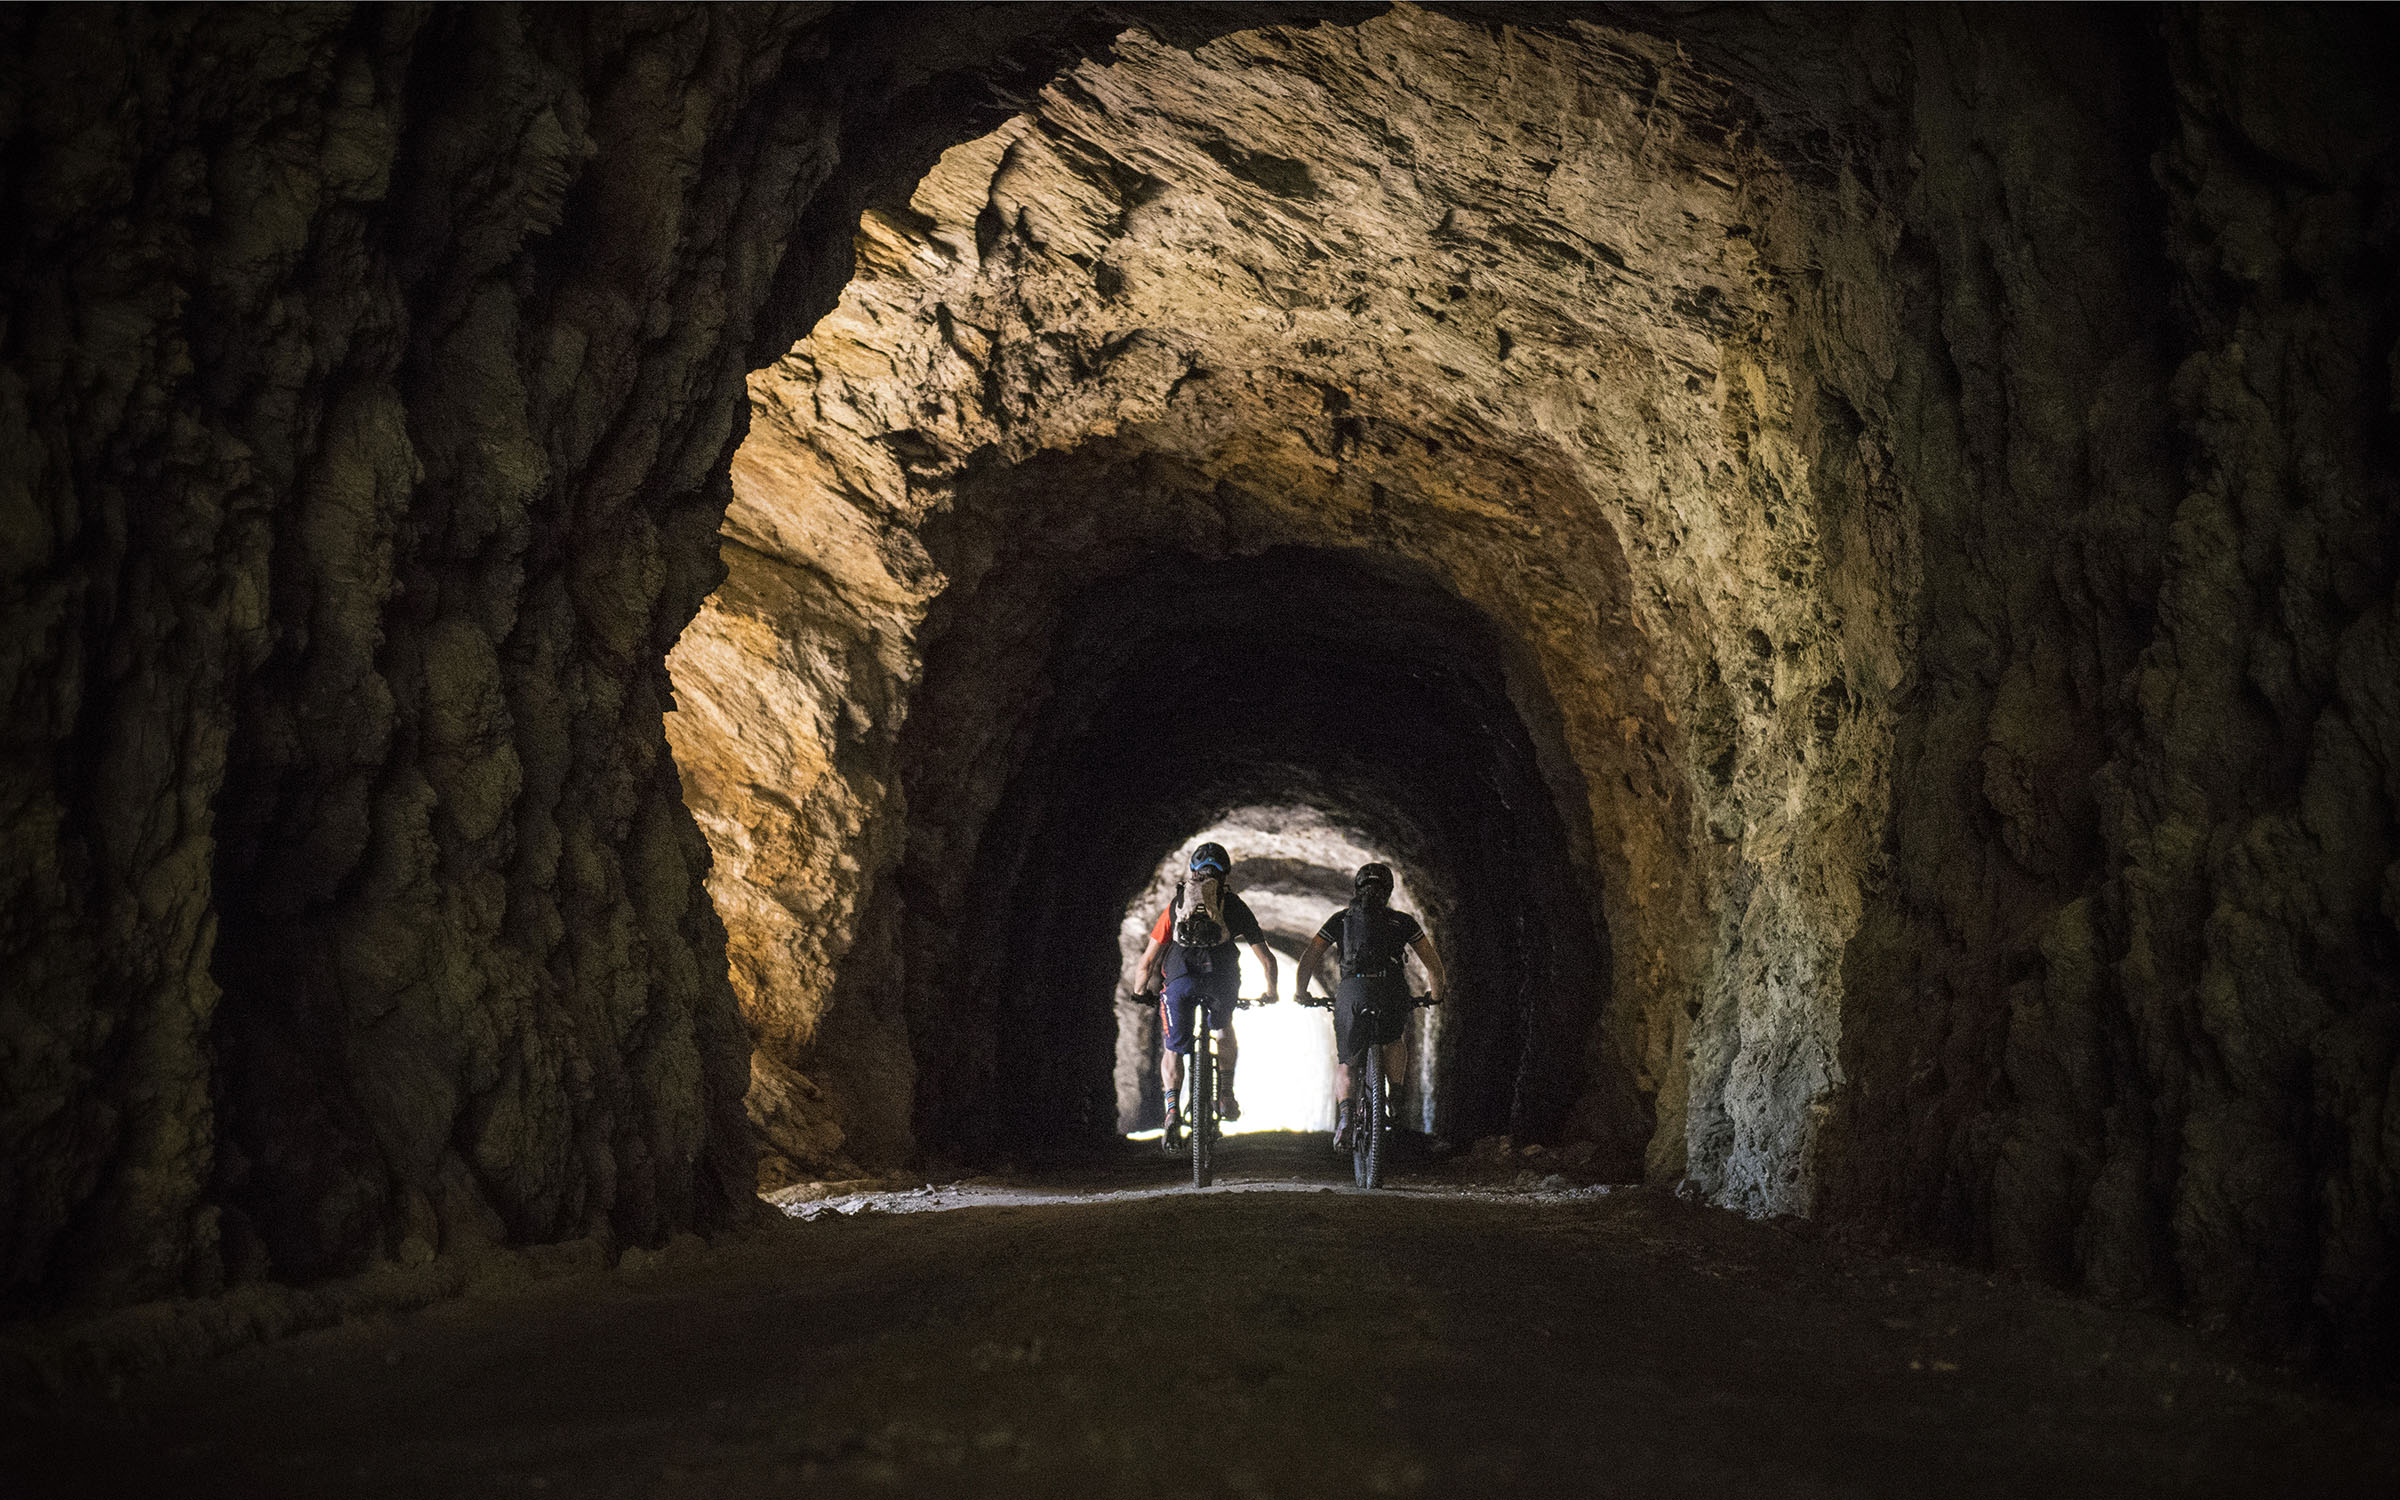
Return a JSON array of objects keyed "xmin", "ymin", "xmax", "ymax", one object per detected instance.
[
  {"xmin": 1135, "ymin": 842, "xmax": 1278, "ymax": 1140},
  {"xmin": 1294, "ymin": 862, "xmax": 1446, "ymax": 1149}
]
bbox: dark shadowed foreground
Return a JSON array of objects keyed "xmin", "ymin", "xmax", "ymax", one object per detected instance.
[{"xmin": 9, "ymin": 1138, "xmax": 2397, "ymax": 1499}]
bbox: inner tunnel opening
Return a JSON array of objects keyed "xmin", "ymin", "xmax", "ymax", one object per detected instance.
[
  {"xmin": 1111, "ymin": 807, "xmax": 1439, "ymax": 1139},
  {"xmin": 909, "ymin": 546, "xmax": 1624, "ymax": 1168}
]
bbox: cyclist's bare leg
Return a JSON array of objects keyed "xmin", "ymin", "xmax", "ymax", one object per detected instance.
[
  {"xmin": 1216, "ymin": 1025, "xmax": 1238, "ymax": 1105},
  {"xmin": 1336, "ymin": 1042, "xmax": 1403, "ymax": 1096},
  {"xmin": 1334, "ymin": 1011, "xmax": 1408, "ymax": 1092},
  {"xmin": 1160, "ymin": 1049, "xmax": 1184, "ymax": 1119},
  {"xmin": 1335, "ymin": 1044, "xmax": 1403, "ymax": 1118}
]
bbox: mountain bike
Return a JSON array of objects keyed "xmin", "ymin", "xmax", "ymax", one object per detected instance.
[
  {"xmin": 1159, "ymin": 993, "xmax": 1263, "ymax": 1189},
  {"xmin": 1298, "ymin": 987, "xmax": 1438, "ymax": 1188}
]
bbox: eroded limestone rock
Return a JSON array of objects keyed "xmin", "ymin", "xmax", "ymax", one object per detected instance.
[
  {"xmin": 670, "ymin": 4, "xmax": 1911, "ymax": 1219},
  {"xmin": 0, "ymin": 1, "xmax": 1140, "ymax": 1301}
]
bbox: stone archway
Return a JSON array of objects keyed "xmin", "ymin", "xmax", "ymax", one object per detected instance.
[{"xmin": 665, "ymin": 9, "xmax": 1911, "ymax": 1214}]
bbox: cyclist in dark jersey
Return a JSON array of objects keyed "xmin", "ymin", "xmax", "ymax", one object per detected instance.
[
  {"xmin": 1134, "ymin": 842, "xmax": 1278, "ymax": 1138},
  {"xmin": 1293, "ymin": 862, "xmax": 1446, "ymax": 1149}
]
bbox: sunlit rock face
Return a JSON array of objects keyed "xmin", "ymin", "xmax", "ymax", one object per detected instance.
[
  {"xmin": 2, "ymin": 1, "xmax": 2394, "ymax": 1379},
  {"xmin": 669, "ymin": 5, "xmax": 1906, "ymax": 1214}
]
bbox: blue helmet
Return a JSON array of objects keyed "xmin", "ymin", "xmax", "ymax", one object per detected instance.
[{"xmin": 1189, "ymin": 842, "xmax": 1231, "ymax": 876}]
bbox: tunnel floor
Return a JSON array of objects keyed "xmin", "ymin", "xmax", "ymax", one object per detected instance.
[{"xmin": 13, "ymin": 1142, "xmax": 2398, "ymax": 1499}]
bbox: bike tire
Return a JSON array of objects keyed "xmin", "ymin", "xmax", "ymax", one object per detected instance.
[
  {"xmin": 1355, "ymin": 1045, "xmax": 1384, "ymax": 1188},
  {"xmin": 1192, "ymin": 1037, "xmax": 1214, "ymax": 1189}
]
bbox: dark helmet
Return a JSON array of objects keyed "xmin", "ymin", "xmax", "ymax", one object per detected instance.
[
  {"xmin": 1354, "ymin": 861, "xmax": 1394, "ymax": 897},
  {"xmin": 1190, "ymin": 842, "xmax": 1231, "ymax": 875}
]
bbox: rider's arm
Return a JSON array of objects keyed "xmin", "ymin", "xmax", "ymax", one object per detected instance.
[
  {"xmin": 1249, "ymin": 942, "xmax": 1279, "ymax": 999},
  {"xmin": 1136, "ymin": 915, "xmax": 1168, "ymax": 992},
  {"xmin": 1410, "ymin": 934, "xmax": 1446, "ymax": 1001},
  {"xmin": 1293, "ymin": 935, "xmax": 1330, "ymax": 999}
]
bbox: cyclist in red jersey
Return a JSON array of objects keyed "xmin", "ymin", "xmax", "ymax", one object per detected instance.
[{"xmin": 1134, "ymin": 842, "xmax": 1278, "ymax": 1139}]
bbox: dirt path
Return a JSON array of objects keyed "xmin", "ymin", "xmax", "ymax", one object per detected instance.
[{"xmin": 10, "ymin": 1136, "xmax": 2397, "ymax": 1498}]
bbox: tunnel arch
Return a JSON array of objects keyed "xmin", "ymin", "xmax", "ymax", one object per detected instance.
[
  {"xmin": 898, "ymin": 545, "xmax": 1626, "ymax": 1163},
  {"xmin": 668, "ymin": 2, "xmax": 1910, "ymax": 1223}
]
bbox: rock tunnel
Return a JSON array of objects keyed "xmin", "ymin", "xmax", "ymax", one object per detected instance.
[
  {"xmin": 665, "ymin": 19, "xmax": 1892, "ymax": 1213},
  {"xmin": 3, "ymin": 1, "xmax": 2396, "ymax": 1391},
  {"xmin": 898, "ymin": 545, "xmax": 1619, "ymax": 1163}
]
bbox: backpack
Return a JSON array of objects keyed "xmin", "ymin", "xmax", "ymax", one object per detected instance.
[
  {"xmin": 1172, "ymin": 876, "xmax": 1230, "ymax": 973},
  {"xmin": 1340, "ymin": 906, "xmax": 1408, "ymax": 978}
]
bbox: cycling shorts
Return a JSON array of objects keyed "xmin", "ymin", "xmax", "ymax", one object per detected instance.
[
  {"xmin": 1335, "ymin": 973, "xmax": 1411, "ymax": 1063},
  {"xmin": 1160, "ymin": 972, "xmax": 1239, "ymax": 1055}
]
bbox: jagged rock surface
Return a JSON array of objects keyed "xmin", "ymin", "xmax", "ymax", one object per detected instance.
[
  {"xmin": 673, "ymin": 5, "xmax": 1905, "ymax": 1212},
  {"xmin": 666, "ymin": 5, "xmax": 2398, "ymax": 1371},
  {"xmin": 0, "ymin": 2, "xmax": 1137, "ymax": 1301}
]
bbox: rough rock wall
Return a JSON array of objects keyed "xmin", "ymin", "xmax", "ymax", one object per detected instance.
[
  {"xmin": 1808, "ymin": 7, "xmax": 2400, "ymax": 1374},
  {"xmin": 662, "ymin": 2, "xmax": 2396, "ymax": 1368},
  {"xmin": 1817, "ymin": 2, "xmax": 2188, "ymax": 1307},
  {"xmin": 2137, "ymin": 11, "xmax": 2400, "ymax": 1367},
  {"xmin": 0, "ymin": 1, "xmax": 1135, "ymax": 1305},
  {"xmin": 0, "ymin": 1, "xmax": 838, "ymax": 1302}
]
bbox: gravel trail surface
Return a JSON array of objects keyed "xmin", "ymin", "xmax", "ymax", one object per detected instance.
[{"xmin": 11, "ymin": 1136, "xmax": 2396, "ymax": 1498}]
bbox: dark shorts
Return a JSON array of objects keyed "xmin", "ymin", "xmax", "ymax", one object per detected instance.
[
  {"xmin": 1335, "ymin": 973, "xmax": 1411, "ymax": 1063},
  {"xmin": 1161, "ymin": 973, "xmax": 1239, "ymax": 1055}
]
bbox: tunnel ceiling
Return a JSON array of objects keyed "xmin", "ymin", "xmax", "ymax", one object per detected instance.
[{"xmin": 666, "ymin": 8, "xmax": 1909, "ymax": 1210}]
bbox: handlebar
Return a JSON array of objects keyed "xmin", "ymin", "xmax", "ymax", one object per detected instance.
[
  {"xmin": 1135, "ymin": 991, "xmax": 1276, "ymax": 1008},
  {"xmin": 1292, "ymin": 991, "xmax": 1438, "ymax": 1009}
]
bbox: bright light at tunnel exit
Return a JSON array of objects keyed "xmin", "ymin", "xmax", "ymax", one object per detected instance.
[{"xmin": 1222, "ymin": 944, "xmax": 1337, "ymax": 1133}]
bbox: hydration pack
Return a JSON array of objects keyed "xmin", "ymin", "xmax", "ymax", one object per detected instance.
[
  {"xmin": 1340, "ymin": 907, "xmax": 1409, "ymax": 978},
  {"xmin": 1173, "ymin": 876, "xmax": 1230, "ymax": 972}
]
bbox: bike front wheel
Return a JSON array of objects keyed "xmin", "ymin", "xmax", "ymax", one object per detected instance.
[{"xmin": 1191, "ymin": 1038, "xmax": 1215, "ymax": 1189}]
